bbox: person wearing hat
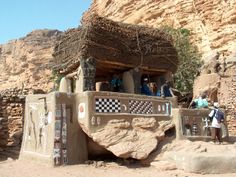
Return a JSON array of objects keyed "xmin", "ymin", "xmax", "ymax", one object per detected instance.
[
  {"xmin": 141, "ymin": 77, "xmax": 152, "ymax": 96},
  {"xmin": 208, "ymin": 102, "xmax": 225, "ymax": 144}
]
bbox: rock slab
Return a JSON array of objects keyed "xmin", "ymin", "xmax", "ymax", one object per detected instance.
[{"xmin": 90, "ymin": 118, "xmax": 174, "ymax": 159}]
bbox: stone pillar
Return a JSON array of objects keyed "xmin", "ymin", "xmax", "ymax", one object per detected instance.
[
  {"xmin": 59, "ymin": 77, "xmax": 72, "ymax": 93},
  {"xmin": 172, "ymin": 108, "xmax": 184, "ymax": 140},
  {"xmin": 75, "ymin": 66, "xmax": 83, "ymax": 93},
  {"xmin": 76, "ymin": 57, "xmax": 96, "ymax": 93},
  {"xmin": 122, "ymin": 71, "xmax": 135, "ymax": 93},
  {"xmin": 132, "ymin": 68, "xmax": 142, "ymax": 94}
]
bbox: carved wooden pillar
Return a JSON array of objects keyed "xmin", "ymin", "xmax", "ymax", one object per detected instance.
[
  {"xmin": 132, "ymin": 67, "xmax": 142, "ymax": 94},
  {"xmin": 76, "ymin": 57, "xmax": 96, "ymax": 92}
]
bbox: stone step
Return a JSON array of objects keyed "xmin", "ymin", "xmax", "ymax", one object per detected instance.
[{"xmin": 165, "ymin": 151, "xmax": 236, "ymax": 174}]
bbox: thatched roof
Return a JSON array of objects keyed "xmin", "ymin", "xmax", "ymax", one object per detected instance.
[{"xmin": 53, "ymin": 15, "xmax": 178, "ymax": 76}]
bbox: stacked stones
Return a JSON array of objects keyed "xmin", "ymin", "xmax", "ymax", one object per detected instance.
[
  {"xmin": 6, "ymin": 103, "xmax": 24, "ymax": 147},
  {"xmin": 0, "ymin": 87, "xmax": 28, "ymax": 159},
  {"xmin": 0, "ymin": 101, "xmax": 8, "ymax": 151},
  {"xmin": 220, "ymin": 64, "xmax": 236, "ymax": 135}
]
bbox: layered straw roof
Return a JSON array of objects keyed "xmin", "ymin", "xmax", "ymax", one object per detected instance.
[{"xmin": 53, "ymin": 14, "xmax": 178, "ymax": 76}]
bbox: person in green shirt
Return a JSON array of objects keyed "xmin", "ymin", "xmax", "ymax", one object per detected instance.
[
  {"xmin": 193, "ymin": 93, "xmax": 209, "ymax": 109},
  {"xmin": 189, "ymin": 93, "xmax": 208, "ymax": 109}
]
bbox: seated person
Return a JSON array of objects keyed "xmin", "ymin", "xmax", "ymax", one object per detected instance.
[
  {"xmin": 156, "ymin": 89, "xmax": 161, "ymax": 97},
  {"xmin": 190, "ymin": 93, "xmax": 208, "ymax": 109},
  {"xmin": 141, "ymin": 78, "xmax": 152, "ymax": 96},
  {"xmin": 149, "ymin": 82, "xmax": 161, "ymax": 96},
  {"xmin": 111, "ymin": 75, "xmax": 122, "ymax": 92},
  {"xmin": 161, "ymin": 81, "xmax": 175, "ymax": 97}
]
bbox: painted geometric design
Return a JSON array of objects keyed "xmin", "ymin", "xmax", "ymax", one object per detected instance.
[
  {"xmin": 95, "ymin": 98, "xmax": 121, "ymax": 113},
  {"xmin": 129, "ymin": 100, "xmax": 153, "ymax": 114}
]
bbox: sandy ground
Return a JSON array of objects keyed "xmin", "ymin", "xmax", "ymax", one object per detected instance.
[
  {"xmin": 1, "ymin": 139, "xmax": 236, "ymax": 177},
  {"xmin": 0, "ymin": 159, "xmax": 236, "ymax": 177}
]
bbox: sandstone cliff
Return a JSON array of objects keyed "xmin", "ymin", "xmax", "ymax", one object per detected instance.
[
  {"xmin": 86, "ymin": 0, "xmax": 236, "ymax": 59},
  {"xmin": 0, "ymin": 29, "xmax": 62, "ymax": 92}
]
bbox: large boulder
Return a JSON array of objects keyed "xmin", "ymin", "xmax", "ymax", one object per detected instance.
[{"xmin": 89, "ymin": 118, "xmax": 174, "ymax": 160}]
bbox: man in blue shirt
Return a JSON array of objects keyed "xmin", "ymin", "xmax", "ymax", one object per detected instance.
[
  {"xmin": 141, "ymin": 78, "xmax": 152, "ymax": 96},
  {"xmin": 161, "ymin": 81, "xmax": 175, "ymax": 97}
]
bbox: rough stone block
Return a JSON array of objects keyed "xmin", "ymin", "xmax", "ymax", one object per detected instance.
[{"xmin": 165, "ymin": 151, "xmax": 236, "ymax": 174}]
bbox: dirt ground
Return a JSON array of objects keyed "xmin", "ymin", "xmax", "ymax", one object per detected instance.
[
  {"xmin": 0, "ymin": 159, "xmax": 236, "ymax": 177},
  {"xmin": 1, "ymin": 139, "xmax": 236, "ymax": 177}
]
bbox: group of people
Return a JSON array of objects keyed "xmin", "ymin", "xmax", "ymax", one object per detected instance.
[
  {"xmin": 110, "ymin": 74, "xmax": 175, "ymax": 98},
  {"xmin": 141, "ymin": 78, "xmax": 175, "ymax": 97},
  {"xmin": 189, "ymin": 93, "xmax": 225, "ymax": 144},
  {"xmin": 111, "ymin": 75, "xmax": 225, "ymax": 145},
  {"xmin": 62, "ymin": 68, "xmax": 225, "ymax": 144}
]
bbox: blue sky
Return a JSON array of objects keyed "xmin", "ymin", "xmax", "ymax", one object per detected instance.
[{"xmin": 0, "ymin": 0, "xmax": 92, "ymax": 44}]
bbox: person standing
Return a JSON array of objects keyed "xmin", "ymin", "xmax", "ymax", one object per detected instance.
[
  {"xmin": 160, "ymin": 80, "xmax": 175, "ymax": 97},
  {"xmin": 209, "ymin": 102, "xmax": 225, "ymax": 144}
]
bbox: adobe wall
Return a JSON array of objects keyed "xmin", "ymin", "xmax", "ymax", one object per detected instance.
[{"xmin": 20, "ymin": 92, "xmax": 88, "ymax": 166}]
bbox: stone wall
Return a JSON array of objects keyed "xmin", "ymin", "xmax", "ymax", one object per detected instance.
[
  {"xmin": 0, "ymin": 88, "xmax": 27, "ymax": 159},
  {"xmin": 219, "ymin": 64, "xmax": 236, "ymax": 135}
]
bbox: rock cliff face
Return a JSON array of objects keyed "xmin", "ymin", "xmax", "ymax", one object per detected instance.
[
  {"xmin": 87, "ymin": 0, "xmax": 236, "ymax": 59},
  {"xmin": 0, "ymin": 29, "xmax": 62, "ymax": 92}
]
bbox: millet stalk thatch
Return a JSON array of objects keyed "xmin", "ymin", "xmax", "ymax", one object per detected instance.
[{"xmin": 53, "ymin": 15, "xmax": 178, "ymax": 77}]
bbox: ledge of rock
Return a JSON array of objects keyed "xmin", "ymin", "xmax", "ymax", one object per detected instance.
[
  {"xmin": 161, "ymin": 140, "xmax": 236, "ymax": 174},
  {"xmin": 87, "ymin": 118, "xmax": 174, "ymax": 160}
]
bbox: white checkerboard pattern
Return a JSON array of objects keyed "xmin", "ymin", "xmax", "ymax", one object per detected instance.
[
  {"xmin": 95, "ymin": 98, "xmax": 121, "ymax": 113},
  {"xmin": 129, "ymin": 100, "xmax": 153, "ymax": 114}
]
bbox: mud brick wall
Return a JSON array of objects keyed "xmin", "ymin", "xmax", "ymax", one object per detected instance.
[{"xmin": 0, "ymin": 88, "xmax": 27, "ymax": 159}]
